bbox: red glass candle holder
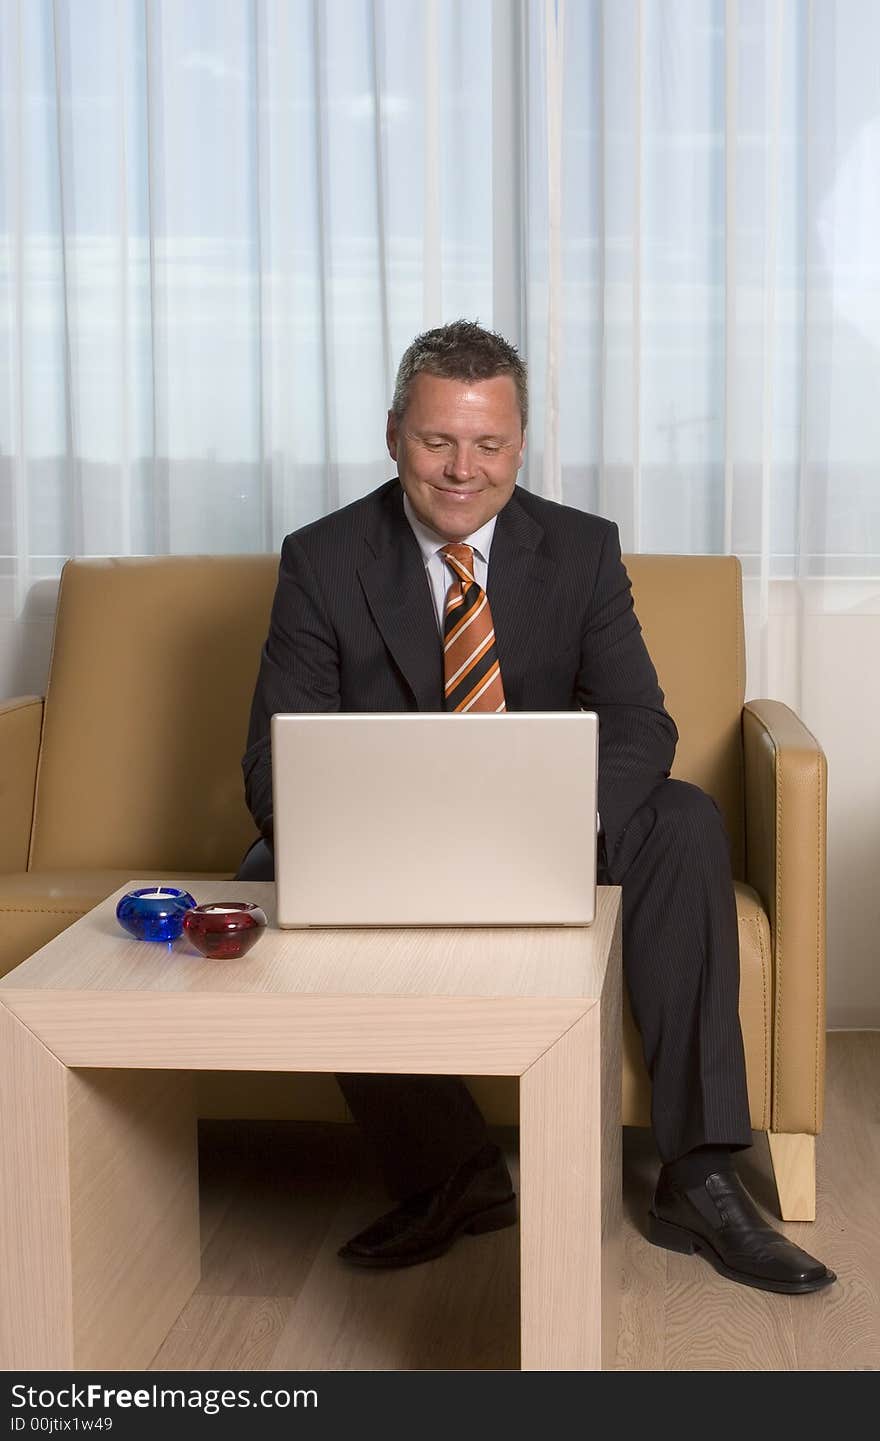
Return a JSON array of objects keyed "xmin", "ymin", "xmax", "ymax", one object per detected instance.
[{"xmin": 182, "ymin": 901, "xmax": 267, "ymax": 960}]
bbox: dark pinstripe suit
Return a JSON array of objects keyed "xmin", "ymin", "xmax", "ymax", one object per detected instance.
[{"xmin": 242, "ymin": 479, "xmax": 752, "ymax": 1194}]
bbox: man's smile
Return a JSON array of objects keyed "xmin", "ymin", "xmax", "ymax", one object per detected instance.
[{"xmin": 430, "ymin": 484, "xmax": 483, "ymax": 498}]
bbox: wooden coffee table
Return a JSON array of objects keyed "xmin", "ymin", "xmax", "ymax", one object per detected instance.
[{"xmin": 0, "ymin": 881, "xmax": 621, "ymax": 1372}]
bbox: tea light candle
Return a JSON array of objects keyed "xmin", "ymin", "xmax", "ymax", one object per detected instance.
[
  {"xmin": 116, "ymin": 885, "xmax": 197, "ymax": 943},
  {"xmin": 183, "ymin": 901, "xmax": 267, "ymax": 960}
]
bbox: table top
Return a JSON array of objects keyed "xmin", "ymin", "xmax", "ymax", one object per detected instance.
[
  {"xmin": 0, "ymin": 882, "xmax": 622, "ymax": 1076},
  {"xmin": 0, "ymin": 880, "xmax": 620, "ymax": 1002}
]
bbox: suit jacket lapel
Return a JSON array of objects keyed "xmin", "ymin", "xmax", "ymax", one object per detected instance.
[
  {"xmin": 488, "ymin": 490, "xmax": 556, "ymax": 709},
  {"xmin": 357, "ymin": 483, "xmax": 443, "ymax": 709}
]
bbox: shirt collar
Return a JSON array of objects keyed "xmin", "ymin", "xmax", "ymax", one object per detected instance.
[{"xmin": 402, "ymin": 490, "xmax": 499, "ymax": 567}]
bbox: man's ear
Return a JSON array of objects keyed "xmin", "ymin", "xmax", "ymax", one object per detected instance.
[
  {"xmin": 386, "ymin": 410, "xmax": 399, "ymax": 463},
  {"xmin": 516, "ymin": 428, "xmax": 527, "ymax": 471}
]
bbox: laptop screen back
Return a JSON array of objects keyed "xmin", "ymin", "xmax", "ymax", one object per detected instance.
[{"xmin": 271, "ymin": 711, "xmax": 598, "ymax": 927}]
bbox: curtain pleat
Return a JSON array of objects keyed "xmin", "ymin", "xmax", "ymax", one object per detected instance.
[
  {"xmin": 368, "ymin": 0, "xmax": 393, "ymax": 406},
  {"xmin": 722, "ymin": 0, "xmax": 737, "ymax": 558},
  {"xmin": 114, "ymin": 0, "xmax": 133, "ymax": 556},
  {"xmin": 631, "ymin": 0, "xmax": 643, "ymax": 551},
  {"xmin": 252, "ymin": 0, "xmax": 271, "ymax": 551},
  {"xmin": 421, "ymin": 0, "xmax": 442, "ymax": 328},
  {"xmin": 757, "ymin": 0, "xmax": 784, "ymax": 700},
  {"xmin": 311, "ymin": 0, "xmax": 336, "ymax": 513},
  {"xmin": 540, "ymin": 0, "xmax": 563, "ymax": 504},
  {"xmin": 50, "ymin": 0, "xmax": 81, "ymax": 555},
  {"xmin": 595, "ymin": 0, "xmax": 607, "ymax": 521},
  {"xmin": 144, "ymin": 0, "xmax": 166, "ymax": 555},
  {"xmin": 8, "ymin": 0, "xmax": 29, "ymax": 617}
]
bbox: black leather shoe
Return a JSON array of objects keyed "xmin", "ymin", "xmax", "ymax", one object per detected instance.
[
  {"xmin": 648, "ymin": 1168, "xmax": 836, "ymax": 1294},
  {"xmin": 338, "ymin": 1144, "xmax": 517, "ymax": 1269}
]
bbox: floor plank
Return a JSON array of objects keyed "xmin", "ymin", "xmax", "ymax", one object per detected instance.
[
  {"xmin": 268, "ymin": 1172, "xmax": 519, "ymax": 1372},
  {"xmin": 196, "ymin": 1121, "xmax": 360, "ymax": 1299},
  {"xmin": 615, "ymin": 1128, "xmax": 668, "ymax": 1371},
  {"xmin": 148, "ymin": 1032, "xmax": 880, "ymax": 1371},
  {"xmin": 151, "ymin": 1295, "xmax": 289, "ymax": 1371},
  {"xmin": 788, "ymin": 1032, "xmax": 880, "ymax": 1371}
]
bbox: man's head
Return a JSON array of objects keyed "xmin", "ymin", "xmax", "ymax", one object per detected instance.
[{"xmin": 387, "ymin": 319, "xmax": 527, "ymax": 541}]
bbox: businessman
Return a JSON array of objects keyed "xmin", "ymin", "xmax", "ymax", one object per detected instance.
[{"xmin": 240, "ymin": 319, "xmax": 834, "ymax": 1294}]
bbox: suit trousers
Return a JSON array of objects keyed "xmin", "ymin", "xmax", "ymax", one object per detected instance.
[{"xmin": 237, "ymin": 777, "xmax": 753, "ymax": 1199}]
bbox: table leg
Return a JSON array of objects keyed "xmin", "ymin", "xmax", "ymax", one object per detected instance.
[
  {"xmin": 0, "ymin": 1005, "xmax": 200, "ymax": 1369},
  {"xmin": 518, "ymin": 979, "xmax": 621, "ymax": 1369}
]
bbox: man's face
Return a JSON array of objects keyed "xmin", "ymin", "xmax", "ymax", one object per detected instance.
[{"xmin": 387, "ymin": 372, "xmax": 526, "ymax": 541}]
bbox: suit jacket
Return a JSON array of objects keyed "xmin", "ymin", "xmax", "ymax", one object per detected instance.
[{"xmin": 243, "ymin": 478, "xmax": 678, "ymax": 863}]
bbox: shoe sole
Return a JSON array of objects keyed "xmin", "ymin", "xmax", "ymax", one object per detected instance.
[
  {"xmin": 339, "ymin": 1195, "xmax": 518, "ymax": 1270},
  {"xmin": 647, "ymin": 1212, "xmax": 837, "ymax": 1295}
]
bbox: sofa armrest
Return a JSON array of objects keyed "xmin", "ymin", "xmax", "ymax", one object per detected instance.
[
  {"xmin": 742, "ymin": 699, "xmax": 826, "ymax": 1136},
  {"xmin": 0, "ymin": 696, "xmax": 43, "ymax": 873}
]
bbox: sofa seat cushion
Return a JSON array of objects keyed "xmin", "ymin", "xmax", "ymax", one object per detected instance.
[
  {"xmin": 0, "ymin": 870, "xmax": 232, "ymax": 980},
  {"xmin": 622, "ymin": 880, "xmax": 771, "ymax": 1132}
]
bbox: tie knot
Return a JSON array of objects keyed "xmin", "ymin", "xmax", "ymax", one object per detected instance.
[{"xmin": 441, "ymin": 543, "xmax": 476, "ymax": 589}]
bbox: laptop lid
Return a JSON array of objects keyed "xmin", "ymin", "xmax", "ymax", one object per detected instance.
[{"xmin": 271, "ymin": 711, "xmax": 598, "ymax": 928}]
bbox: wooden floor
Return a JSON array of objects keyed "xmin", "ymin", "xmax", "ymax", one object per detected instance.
[{"xmin": 148, "ymin": 1031, "xmax": 880, "ymax": 1372}]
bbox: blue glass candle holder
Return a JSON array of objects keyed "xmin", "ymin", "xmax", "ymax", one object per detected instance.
[{"xmin": 116, "ymin": 886, "xmax": 197, "ymax": 943}]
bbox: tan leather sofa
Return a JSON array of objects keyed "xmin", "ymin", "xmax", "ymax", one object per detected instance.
[{"xmin": 0, "ymin": 553, "xmax": 826, "ymax": 1220}]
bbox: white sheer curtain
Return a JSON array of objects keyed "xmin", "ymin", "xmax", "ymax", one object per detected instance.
[{"xmin": 2, "ymin": 2, "xmax": 880, "ymax": 1021}]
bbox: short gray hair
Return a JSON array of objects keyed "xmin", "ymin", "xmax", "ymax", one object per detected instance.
[{"xmin": 391, "ymin": 319, "xmax": 528, "ymax": 429}]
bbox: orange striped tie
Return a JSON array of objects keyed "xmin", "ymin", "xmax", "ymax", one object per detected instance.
[{"xmin": 440, "ymin": 543, "xmax": 507, "ymax": 713}]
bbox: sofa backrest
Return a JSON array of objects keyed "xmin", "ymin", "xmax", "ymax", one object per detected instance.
[
  {"xmin": 30, "ymin": 556, "xmax": 280, "ymax": 874},
  {"xmin": 29, "ymin": 550, "xmax": 745, "ymax": 877},
  {"xmin": 626, "ymin": 554, "xmax": 745, "ymax": 876}
]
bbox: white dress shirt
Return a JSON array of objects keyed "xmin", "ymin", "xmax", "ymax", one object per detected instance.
[{"xmin": 402, "ymin": 492, "xmax": 499, "ymax": 635}]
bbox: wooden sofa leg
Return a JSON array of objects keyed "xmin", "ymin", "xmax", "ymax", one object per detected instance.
[{"xmin": 767, "ymin": 1132, "xmax": 816, "ymax": 1221}]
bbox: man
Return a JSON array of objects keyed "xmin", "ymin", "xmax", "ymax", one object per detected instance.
[{"xmin": 240, "ymin": 319, "xmax": 834, "ymax": 1293}]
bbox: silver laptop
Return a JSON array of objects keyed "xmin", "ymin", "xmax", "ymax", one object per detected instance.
[{"xmin": 271, "ymin": 711, "xmax": 598, "ymax": 928}]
